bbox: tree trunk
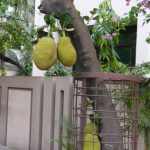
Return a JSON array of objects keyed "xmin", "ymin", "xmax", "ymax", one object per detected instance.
[{"xmin": 39, "ymin": 0, "xmax": 123, "ymax": 149}]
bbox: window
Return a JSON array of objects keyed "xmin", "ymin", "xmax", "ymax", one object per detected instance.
[{"xmin": 116, "ymin": 25, "xmax": 137, "ymax": 66}]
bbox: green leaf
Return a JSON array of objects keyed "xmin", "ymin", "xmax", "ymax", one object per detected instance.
[
  {"xmin": 93, "ymin": 15, "xmax": 99, "ymax": 21},
  {"xmin": 90, "ymin": 8, "xmax": 98, "ymax": 15},
  {"xmin": 44, "ymin": 14, "xmax": 56, "ymax": 26},
  {"xmin": 131, "ymin": 6, "xmax": 139, "ymax": 13},
  {"xmin": 83, "ymin": 15, "xmax": 90, "ymax": 21},
  {"xmin": 59, "ymin": 12, "xmax": 72, "ymax": 29},
  {"xmin": 146, "ymin": 37, "xmax": 150, "ymax": 43},
  {"xmin": 0, "ymin": 5, "xmax": 7, "ymax": 13}
]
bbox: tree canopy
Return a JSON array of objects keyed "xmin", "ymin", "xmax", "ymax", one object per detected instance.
[{"xmin": 0, "ymin": 0, "xmax": 34, "ymax": 75}]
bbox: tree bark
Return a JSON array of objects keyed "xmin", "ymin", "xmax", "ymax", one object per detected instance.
[{"xmin": 39, "ymin": 0, "xmax": 123, "ymax": 149}]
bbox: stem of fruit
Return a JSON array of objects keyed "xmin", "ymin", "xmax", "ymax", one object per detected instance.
[
  {"xmin": 62, "ymin": 30, "xmax": 66, "ymax": 37},
  {"xmin": 48, "ymin": 25, "xmax": 52, "ymax": 38}
]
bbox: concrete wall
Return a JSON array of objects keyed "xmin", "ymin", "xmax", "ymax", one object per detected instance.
[
  {"xmin": 0, "ymin": 77, "xmax": 73, "ymax": 150},
  {"xmin": 111, "ymin": 0, "xmax": 137, "ymax": 17},
  {"xmin": 136, "ymin": 15, "xmax": 150, "ymax": 64}
]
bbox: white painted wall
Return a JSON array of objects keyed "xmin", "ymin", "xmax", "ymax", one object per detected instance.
[
  {"xmin": 74, "ymin": 0, "xmax": 102, "ymax": 25},
  {"xmin": 136, "ymin": 15, "xmax": 150, "ymax": 65},
  {"xmin": 74, "ymin": 0, "xmax": 100, "ymax": 16},
  {"xmin": 34, "ymin": 0, "xmax": 45, "ymax": 27},
  {"xmin": 111, "ymin": 0, "xmax": 137, "ymax": 17},
  {"xmin": 136, "ymin": 15, "xmax": 150, "ymax": 78},
  {"xmin": 6, "ymin": 71, "xmax": 17, "ymax": 76},
  {"xmin": 111, "ymin": 0, "xmax": 150, "ymax": 78}
]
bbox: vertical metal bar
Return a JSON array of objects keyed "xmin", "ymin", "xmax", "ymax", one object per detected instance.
[
  {"xmin": 58, "ymin": 90, "xmax": 64, "ymax": 150},
  {"xmin": 79, "ymin": 79, "xmax": 87, "ymax": 150},
  {"xmin": 131, "ymin": 82, "xmax": 138, "ymax": 150},
  {"xmin": 73, "ymin": 79, "xmax": 78, "ymax": 149},
  {"xmin": 72, "ymin": 80, "xmax": 75, "ymax": 148},
  {"xmin": 122, "ymin": 80, "xmax": 126, "ymax": 150},
  {"xmin": 131, "ymin": 82, "xmax": 134, "ymax": 150},
  {"xmin": 133, "ymin": 83, "xmax": 139, "ymax": 150}
]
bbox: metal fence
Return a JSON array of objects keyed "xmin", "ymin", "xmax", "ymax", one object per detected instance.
[{"xmin": 73, "ymin": 72, "xmax": 141, "ymax": 150}]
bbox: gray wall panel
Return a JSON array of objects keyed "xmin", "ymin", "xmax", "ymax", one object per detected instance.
[
  {"xmin": 0, "ymin": 77, "xmax": 44, "ymax": 150},
  {"xmin": 41, "ymin": 77, "xmax": 56, "ymax": 150},
  {"xmin": 53, "ymin": 77, "xmax": 73, "ymax": 150},
  {"xmin": 6, "ymin": 89, "xmax": 31, "ymax": 150}
]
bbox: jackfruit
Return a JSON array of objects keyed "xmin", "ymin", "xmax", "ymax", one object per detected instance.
[
  {"xmin": 84, "ymin": 133, "xmax": 101, "ymax": 150},
  {"xmin": 84, "ymin": 122, "xmax": 101, "ymax": 150},
  {"xmin": 84, "ymin": 122, "xmax": 98, "ymax": 134},
  {"xmin": 57, "ymin": 37, "xmax": 77, "ymax": 67},
  {"xmin": 33, "ymin": 37, "xmax": 57, "ymax": 70}
]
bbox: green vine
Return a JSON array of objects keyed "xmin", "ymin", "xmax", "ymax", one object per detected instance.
[{"xmin": 89, "ymin": 0, "xmax": 130, "ymax": 73}]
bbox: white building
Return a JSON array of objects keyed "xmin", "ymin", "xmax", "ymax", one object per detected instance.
[{"xmin": 32, "ymin": 0, "xmax": 150, "ymax": 77}]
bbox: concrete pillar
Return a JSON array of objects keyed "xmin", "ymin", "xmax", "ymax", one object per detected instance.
[
  {"xmin": 136, "ymin": 15, "xmax": 150, "ymax": 78},
  {"xmin": 136, "ymin": 15, "xmax": 150, "ymax": 65}
]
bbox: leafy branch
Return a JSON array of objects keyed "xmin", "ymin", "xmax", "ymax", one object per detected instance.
[{"xmin": 91, "ymin": 0, "xmax": 130, "ymax": 73}]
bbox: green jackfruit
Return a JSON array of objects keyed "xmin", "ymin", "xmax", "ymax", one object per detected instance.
[
  {"xmin": 33, "ymin": 37, "xmax": 57, "ymax": 70},
  {"xmin": 84, "ymin": 133, "xmax": 101, "ymax": 150},
  {"xmin": 84, "ymin": 122, "xmax": 101, "ymax": 150},
  {"xmin": 57, "ymin": 37, "xmax": 77, "ymax": 67},
  {"xmin": 84, "ymin": 122, "xmax": 98, "ymax": 134}
]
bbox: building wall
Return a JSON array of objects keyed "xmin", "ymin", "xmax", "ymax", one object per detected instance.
[
  {"xmin": 111, "ymin": 0, "xmax": 150, "ymax": 69},
  {"xmin": 111, "ymin": 0, "xmax": 137, "ymax": 17},
  {"xmin": 0, "ymin": 77, "xmax": 73, "ymax": 150},
  {"xmin": 136, "ymin": 15, "xmax": 150, "ymax": 64}
]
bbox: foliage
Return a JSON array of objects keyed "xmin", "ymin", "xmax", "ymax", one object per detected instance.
[
  {"xmin": 127, "ymin": 0, "xmax": 150, "ymax": 43},
  {"xmin": 0, "ymin": 0, "xmax": 33, "ymax": 23},
  {"xmin": 44, "ymin": 14, "xmax": 57, "ymax": 37},
  {"xmin": 0, "ymin": 67, "xmax": 7, "ymax": 76},
  {"xmin": 59, "ymin": 12, "xmax": 72, "ymax": 31},
  {"xmin": 139, "ymin": 87, "xmax": 150, "ymax": 128},
  {"xmin": 132, "ymin": 62, "xmax": 150, "ymax": 150},
  {"xmin": 41, "ymin": 12, "xmax": 72, "ymax": 38},
  {"xmin": 87, "ymin": 0, "xmax": 130, "ymax": 73},
  {"xmin": 0, "ymin": 0, "xmax": 34, "ymax": 75},
  {"xmin": 16, "ymin": 50, "xmax": 32, "ymax": 76},
  {"xmin": 45, "ymin": 61, "xmax": 72, "ymax": 76},
  {"xmin": 0, "ymin": 18, "xmax": 33, "ymax": 52},
  {"xmin": 139, "ymin": 81, "xmax": 150, "ymax": 150},
  {"xmin": 126, "ymin": 0, "xmax": 150, "ymax": 23},
  {"xmin": 131, "ymin": 61, "xmax": 150, "ymax": 77},
  {"xmin": 53, "ymin": 118, "xmax": 75, "ymax": 150}
]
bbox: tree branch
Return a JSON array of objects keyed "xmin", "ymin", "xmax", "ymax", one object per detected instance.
[{"xmin": 0, "ymin": 53, "xmax": 27, "ymax": 74}]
